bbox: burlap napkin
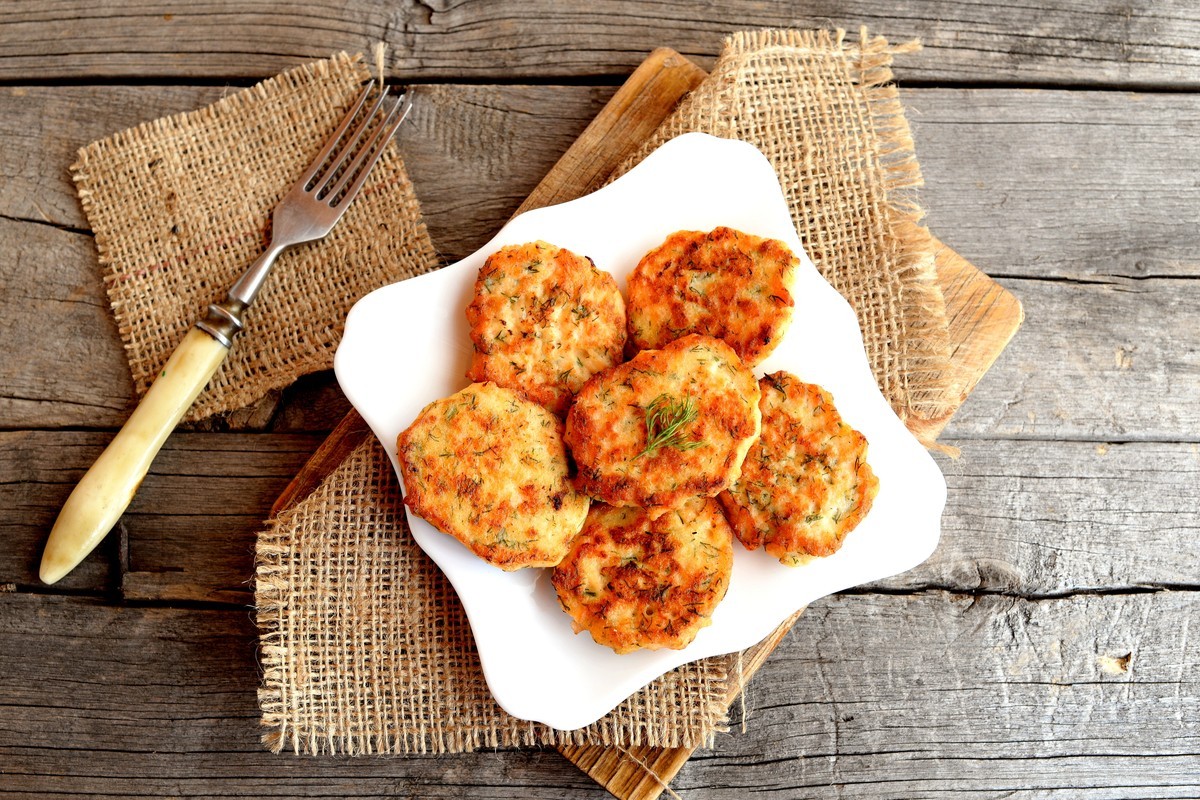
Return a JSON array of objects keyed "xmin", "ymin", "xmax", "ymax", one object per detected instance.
[
  {"xmin": 72, "ymin": 52, "xmax": 439, "ymax": 421},
  {"xmin": 255, "ymin": 29, "xmax": 955, "ymax": 756}
]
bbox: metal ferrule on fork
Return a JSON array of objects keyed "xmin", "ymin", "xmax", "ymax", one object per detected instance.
[{"xmin": 196, "ymin": 300, "xmax": 246, "ymax": 348}]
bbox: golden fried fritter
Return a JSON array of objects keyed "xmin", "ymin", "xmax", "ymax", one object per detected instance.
[
  {"xmin": 565, "ymin": 334, "xmax": 761, "ymax": 509},
  {"xmin": 551, "ymin": 498, "xmax": 734, "ymax": 654},
  {"xmin": 626, "ymin": 227, "xmax": 799, "ymax": 367},
  {"xmin": 719, "ymin": 372, "xmax": 879, "ymax": 564},
  {"xmin": 397, "ymin": 382, "xmax": 590, "ymax": 570},
  {"xmin": 466, "ymin": 241, "xmax": 626, "ymax": 415}
]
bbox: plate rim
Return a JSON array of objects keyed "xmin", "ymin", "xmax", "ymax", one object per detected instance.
[{"xmin": 335, "ymin": 132, "xmax": 947, "ymax": 730}]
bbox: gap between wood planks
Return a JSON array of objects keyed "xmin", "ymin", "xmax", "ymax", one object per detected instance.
[
  {"xmin": 4, "ymin": 72, "xmax": 1200, "ymax": 93},
  {"xmin": 8, "ymin": 577, "xmax": 1199, "ymax": 607}
]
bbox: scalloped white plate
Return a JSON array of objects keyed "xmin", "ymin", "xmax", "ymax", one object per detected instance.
[{"xmin": 335, "ymin": 133, "xmax": 945, "ymax": 730}]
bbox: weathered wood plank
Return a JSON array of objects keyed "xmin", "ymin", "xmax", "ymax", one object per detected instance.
[
  {"xmin": 6, "ymin": 246, "xmax": 1195, "ymax": 443},
  {"xmin": 0, "ymin": 435, "xmax": 117, "ymax": 594},
  {"xmin": 0, "ymin": 85, "xmax": 226, "ymax": 230},
  {"xmin": 5, "ymin": 86, "xmax": 1199, "ymax": 277},
  {"xmin": 2, "ymin": 590, "xmax": 1196, "ymax": 797},
  {"xmin": 0, "ymin": 592, "xmax": 608, "ymax": 798},
  {"xmin": 943, "ymin": 276, "xmax": 1200, "ymax": 442},
  {"xmin": 5, "ymin": 433, "xmax": 1196, "ymax": 603},
  {"xmin": 2, "ymin": 86, "xmax": 1198, "ymax": 435},
  {"xmin": 0, "ymin": 431, "xmax": 322, "ymax": 601},
  {"xmin": 0, "ymin": 216, "xmax": 134, "ymax": 426},
  {"xmin": 910, "ymin": 88, "xmax": 1200, "ymax": 282},
  {"xmin": 670, "ymin": 591, "xmax": 1200, "ymax": 798},
  {"xmin": 402, "ymin": 83, "xmax": 612, "ymax": 267},
  {"xmin": 513, "ymin": 48, "xmax": 708, "ymax": 217},
  {"xmin": 875, "ymin": 439, "xmax": 1200, "ymax": 594},
  {"xmin": 1, "ymin": 1, "xmax": 1198, "ymax": 87}
]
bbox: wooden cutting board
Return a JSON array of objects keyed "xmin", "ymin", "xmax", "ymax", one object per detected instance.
[{"xmin": 271, "ymin": 47, "xmax": 1023, "ymax": 800}]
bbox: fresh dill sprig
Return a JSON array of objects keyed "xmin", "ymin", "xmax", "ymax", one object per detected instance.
[{"xmin": 636, "ymin": 394, "xmax": 704, "ymax": 458}]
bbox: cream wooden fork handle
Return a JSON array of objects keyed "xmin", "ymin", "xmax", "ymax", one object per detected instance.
[{"xmin": 39, "ymin": 329, "xmax": 229, "ymax": 584}]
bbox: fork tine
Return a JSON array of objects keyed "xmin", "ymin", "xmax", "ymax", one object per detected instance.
[
  {"xmin": 325, "ymin": 91, "xmax": 412, "ymax": 207},
  {"xmin": 293, "ymin": 79, "xmax": 377, "ymax": 190},
  {"xmin": 314, "ymin": 89, "xmax": 391, "ymax": 196}
]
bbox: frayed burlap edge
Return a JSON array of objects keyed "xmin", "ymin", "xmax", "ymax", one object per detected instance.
[{"xmin": 834, "ymin": 27, "xmax": 959, "ymax": 440}]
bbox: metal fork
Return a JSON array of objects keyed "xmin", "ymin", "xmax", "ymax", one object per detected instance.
[{"xmin": 40, "ymin": 81, "xmax": 414, "ymax": 584}]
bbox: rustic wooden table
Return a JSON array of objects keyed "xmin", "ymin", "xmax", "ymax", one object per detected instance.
[{"xmin": 2, "ymin": 3, "xmax": 1198, "ymax": 798}]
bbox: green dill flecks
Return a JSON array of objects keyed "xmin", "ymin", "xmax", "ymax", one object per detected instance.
[
  {"xmin": 444, "ymin": 403, "xmax": 461, "ymax": 421},
  {"xmin": 635, "ymin": 394, "xmax": 704, "ymax": 459},
  {"xmin": 805, "ymin": 512, "xmax": 823, "ymax": 524},
  {"xmin": 526, "ymin": 259, "xmax": 543, "ymax": 273},
  {"xmin": 494, "ymin": 527, "xmax": 528, "ymax": 550}
]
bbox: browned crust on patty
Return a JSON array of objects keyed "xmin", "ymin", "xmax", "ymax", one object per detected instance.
[
  {"xmin": 626, "ymin": 227, "xmax": 798, "ymax": 367},
  {"xmin": 551, "ymin": 498, "xmax": 734, "ymax": 654},
  {"xmin": 466, "ymin": 240, "xmax": 626, "ymax": 415},
  {"xmin": 564, "ymin": 334, "xmax": 762, "ymax": 509},
  {"xmin": 397, "ymin": 382, "xmax": 590, "ymax": 570},
  {"xmin": 719, "ymin": 372, "xmax": 879, "ymax": 563}
]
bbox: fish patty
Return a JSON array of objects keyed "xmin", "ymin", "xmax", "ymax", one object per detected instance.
[
  {"xmin": 626, "ymin": 227, "xmax": 798, "ymax": 367},
  {"xmin": 551, "ymin": 498, "xmax": 734, "ymax": 654},
  {"xmin": 565, "ymin": 334, "xmax": 761, "ymax": 509},
  {"xmin": 719, "ymin": 372, "xmax": 879, "ymax": 563},
  {"xmin": 398, "ymin": 382, "xmax": 590, "ymax": 570},
  {"xmin": 466, "ymin": 240, "xmax": 626, "ymax": 415}
]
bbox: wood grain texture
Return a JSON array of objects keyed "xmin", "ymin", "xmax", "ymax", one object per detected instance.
[
  {"xmin": 0, "ymin": 12, "xmax": 1194, "ymax": 796},
  {"xmin": 945, "ymin": 275, "xmax": 1200, "ymax": 442},
  {"xmin": 514, "ymin": 48, "xmax": 708, "ymax": 215},
  {"xmin": 2, "ymin": 590, "xmax": 1196, "ymax": 797},
  {"xmin": 1, "ymin": 1, "xmax": 1199, "ymax": 87},
  {"xmin": 8, "ymin": 85, "xmax": 1197, "ymax": 278},
  {"xmin": 8, "ymin": 433, "xmax": 1195, "ymax": 605},
  {"xmin": 0, "ymin": 431, "xmax": 322, "ymax": 600},
  {"xmin": 4, "ymin": 86, "xmax": 1197, "ymax": 436},
  {"xmin": 935, "ymin": 238, "xmax": 1025, "ymax": 401}
]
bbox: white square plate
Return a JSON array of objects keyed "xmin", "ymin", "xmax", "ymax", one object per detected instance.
[{"xmin": 335, "ymin": 133, "xmax": 946, "ymax": 730}]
